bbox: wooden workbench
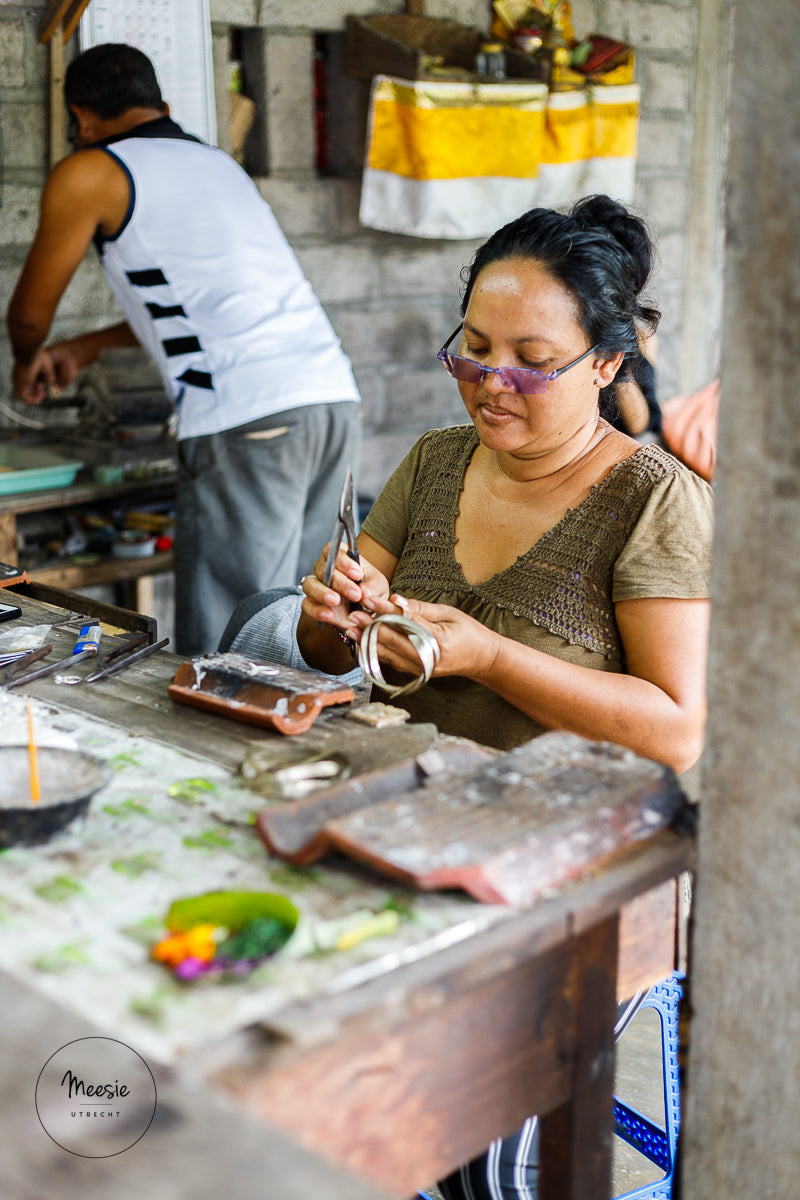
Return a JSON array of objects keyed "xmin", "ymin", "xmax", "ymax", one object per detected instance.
[{"xmin": 0, "ymin": 590, "xmax": 693, "ymax": 1200}]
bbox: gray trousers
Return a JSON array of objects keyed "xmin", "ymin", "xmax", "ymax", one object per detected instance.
[{"xmin": 173, "ymin": 401, "xmax": 361, "ymax": 656}]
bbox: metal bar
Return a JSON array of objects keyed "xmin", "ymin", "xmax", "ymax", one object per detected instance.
[{"xmin": 84, "ymin": 637, "xmax": 170, "ymax": 683}]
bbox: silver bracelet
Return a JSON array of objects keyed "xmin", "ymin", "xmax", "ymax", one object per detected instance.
[{"xmin": 357, "ymin": 613, "xmax": 440, "ymax": 698}]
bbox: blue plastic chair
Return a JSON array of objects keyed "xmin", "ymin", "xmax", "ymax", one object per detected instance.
[{"xmin": 612, "ymin": 971, "xmax": 684, "ymax": 1200}]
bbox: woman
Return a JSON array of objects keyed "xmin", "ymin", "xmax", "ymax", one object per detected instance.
[{"xmin": 298, "ymin": 195, "xmax": 712, "ymax": 776}]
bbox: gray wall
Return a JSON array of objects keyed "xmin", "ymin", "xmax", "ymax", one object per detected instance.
[{"xmin": 0, "ymin": 0, "xmax": 715, "ymax": 500}]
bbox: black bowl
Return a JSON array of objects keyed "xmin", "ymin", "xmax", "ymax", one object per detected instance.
[{"xmin": 0, "ymin": 747, "xmax": 111, "ymax": 848}]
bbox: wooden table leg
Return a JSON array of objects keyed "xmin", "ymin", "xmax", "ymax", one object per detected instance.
[
  {"xmin": 0, "ymin": 514, "xmax": 18, "ymax": 566},
  {"xmin": 539, "ymin": 914, "xmax": 619, "ymax": 1200}
]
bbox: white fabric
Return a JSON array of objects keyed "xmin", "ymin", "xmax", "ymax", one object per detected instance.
[{"xmin": 99, "ymin": 137, "xmax": 359, "ymax": 438}]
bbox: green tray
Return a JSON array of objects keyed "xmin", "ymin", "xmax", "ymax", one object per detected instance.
[{"xmin": 0, "ymin": 445, "xmax": 84, "ymax": 495}]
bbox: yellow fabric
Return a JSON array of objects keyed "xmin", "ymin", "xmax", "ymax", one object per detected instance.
[
  {"xmin": 541, "ymin": 88, "xmax": 639, "ymax": 165},
  {"xmin": 367, "ymin": 78, "xmax": 639, "ymax": 181},
  {"xmin": 367, "ymin": 77, "xmax": 548, "ymax": 181}
]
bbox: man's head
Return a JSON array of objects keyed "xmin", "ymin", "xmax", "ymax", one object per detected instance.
[{"xmin": 65, "ymin": 43, "xmax": 164, "ymax": 120}]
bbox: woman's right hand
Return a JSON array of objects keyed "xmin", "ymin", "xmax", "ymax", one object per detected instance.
[{"xmin": 300, "ymin": 544, "xmax": 392, "ymax": 635}]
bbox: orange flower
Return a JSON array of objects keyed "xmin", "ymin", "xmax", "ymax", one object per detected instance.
[{"xmin": 152, "ymin": 923, "xmax": 218, "ymax": 967}]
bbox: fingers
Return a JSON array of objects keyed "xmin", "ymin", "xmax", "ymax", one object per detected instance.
[{"xmin": 300, "ymin": 543, "xmax": 365, "ymax": 628}]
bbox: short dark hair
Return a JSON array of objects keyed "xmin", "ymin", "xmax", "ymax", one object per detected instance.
[
  {"xmin": 461, "ymin": 196, "xmax": 660, "ymax": 419},
  {"xmin": 64, "ymin": 43, "xmax": 163, "ymax": 119}
]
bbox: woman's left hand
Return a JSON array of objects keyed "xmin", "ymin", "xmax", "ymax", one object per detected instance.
[{"xmin": 349, "ymin": 594, "xmax": 501, "ymax": 683}]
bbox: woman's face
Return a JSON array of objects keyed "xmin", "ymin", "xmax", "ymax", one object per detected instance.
[{"xmin": 457, "ymin": 257, "xmax": 615, "ymax": 462}]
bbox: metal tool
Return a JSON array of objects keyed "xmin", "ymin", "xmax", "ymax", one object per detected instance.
[
  {"xmin": 97, "ymin": 631, "xmax": 149, "ymax": 667},
  {"xmin": 6, "ymin": 646, "xmax": 98, "ymax": 690},
  {"xmin": 2, "ymin": 644, "xmax": 54, "ymax": 685},
  {"xmin": 84, "ymin": 637, "xmax": 170, "ymax": 683},
  {"xmin": 319, "ymin": 466, "xmax": 361, "ymax": 632},
  {"xmin": 322, "ymin": 465, "xmax": 360, "ymax": 589}
]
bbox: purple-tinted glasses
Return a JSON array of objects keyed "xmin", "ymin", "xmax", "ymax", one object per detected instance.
[{"xmin": 437, "ymin": 325, "xmax": 598, "ymax": 395}]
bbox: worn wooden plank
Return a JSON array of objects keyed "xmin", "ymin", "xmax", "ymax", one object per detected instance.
[
  {"xmin": 38, "ymin": 0, "xmax": 72, "ymax": 42},
  {"xmin": 61, "ymin": 0, "xmax": 92, "ymax": 41},
  {"xmin": 539, "ymin": 915, "xmax": 618, "ymax": 1200},
  {"xmin": 207, "ymin": 935, "xmax": 582, "ymax": 1196},
  {"xmin": 0, "ymin": 971, "xmax": 392, "ymax": 1200}
]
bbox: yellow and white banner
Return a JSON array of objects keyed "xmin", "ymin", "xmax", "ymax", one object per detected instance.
[{"xmin": 359, "ymin": 76, "xmax": 639, "ymax": 240}]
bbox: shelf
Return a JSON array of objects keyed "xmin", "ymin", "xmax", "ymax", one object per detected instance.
[{"xmin": 29, "ymin": 551, "xmax": 174, "ymax": 591}]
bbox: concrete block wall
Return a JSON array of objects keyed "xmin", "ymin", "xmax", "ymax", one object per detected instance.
[{"xmin": 0, "ymin": 0, "xmax": 702, "ymax": 498}]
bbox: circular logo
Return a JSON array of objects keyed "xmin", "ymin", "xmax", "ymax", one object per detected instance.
[{"xmin": 35, "ymin": 1037, "xmax": 157, "ymax": 1157}]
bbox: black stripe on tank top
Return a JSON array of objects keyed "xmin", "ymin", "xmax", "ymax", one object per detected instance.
[
  {"xmin": 146, "ymin": 302, "xmax": 187, "ymax": 319},
  {"xmin": 125, "ymin": 268, "xmax": 169, "ymax": 287},
  {"xmin": 163, "ymin": 336, "xmax": 202, "ymax": 357},
  {"xmin": 176, "ymin": 368, "xmax": 214, "ymax": 390}
]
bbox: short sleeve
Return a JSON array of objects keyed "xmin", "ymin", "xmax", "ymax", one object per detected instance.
[
  {"xmin": 613, "ymin": 465, "xmax": 714, "ymax": 601},
  {"xmin": 361, "ymin": 431, "xmax": 433, "ymax": 557}
]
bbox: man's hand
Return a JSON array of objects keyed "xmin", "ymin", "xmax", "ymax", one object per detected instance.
[{"xmin": 11, "ymin": 342, "xmax": 85, "ymax": 404}]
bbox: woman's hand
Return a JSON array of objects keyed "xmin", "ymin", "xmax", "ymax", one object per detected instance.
[
  {"xmin": 300, "ymin": 544, "xmax": 392, "ymax": 633},
  {"xmin": 349, "ymin": 593, "xmax": 501, "ymax": 683}
]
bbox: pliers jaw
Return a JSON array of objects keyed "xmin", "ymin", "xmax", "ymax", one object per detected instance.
[{"xmin": 322, "ymin": 466, "xmax": 359, "ymax": 588}]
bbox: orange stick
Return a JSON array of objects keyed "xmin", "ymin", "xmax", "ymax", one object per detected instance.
[{"xmin": 26, "ymin": 699, "xmax": 40, "ymax": 805}]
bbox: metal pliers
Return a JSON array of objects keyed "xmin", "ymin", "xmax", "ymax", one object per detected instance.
[{"xmin": 322, "ymin": 465, "xmax": 360, "ymax": 589}]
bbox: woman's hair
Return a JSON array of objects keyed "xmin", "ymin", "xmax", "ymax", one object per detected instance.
[
  {"xmin": 460, "ymin": 196, "xmax": 660, "ymax": 420},
  {"xmin": 65, "ymin": 43, "xmax": 164, "ymax": 120}
]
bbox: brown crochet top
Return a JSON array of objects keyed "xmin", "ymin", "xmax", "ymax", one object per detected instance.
[{"xmin": 362, "ymin": 425, "xmax": 713, "ymax": 749}]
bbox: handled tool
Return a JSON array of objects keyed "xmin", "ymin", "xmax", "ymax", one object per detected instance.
[
  {"xmin": 84, "ymin": 637, "xmax": 170, "ymax": 683},
  {"xmin": 318, "ymin": 465, "xmax": 361, "ymax": 634},
  {"xmin": 3, "ymin": 644, "xmax": 54, "ymax": 684},
  {"xmin": 97, "ymin": 631, "xmax": 149, "ymax": 667},
  {"xmin": 321, "ymin": 465, "xmax": 360, "ymax": 588},
  {"xmin": 6, "ymin": 646, "xmax": 98, "ymax": 690}
]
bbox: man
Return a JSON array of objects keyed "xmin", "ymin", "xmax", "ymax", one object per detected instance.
[{"xmin": 7, "ymin": 43, "xmax": 361, "ymax": 656}]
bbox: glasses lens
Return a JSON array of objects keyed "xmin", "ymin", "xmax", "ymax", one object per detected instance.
[
  {"xmin": 443, "ymin": 354, "xmax": 484, "ymax": 384},
  {"xmin": 504, "ymin": 367, "xmax": 548, "ymax": 394}
]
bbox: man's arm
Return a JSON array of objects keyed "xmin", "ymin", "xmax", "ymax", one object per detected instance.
[{"xmin": 7, "ymin": 148, "xmax": 134, "ymax": 402}]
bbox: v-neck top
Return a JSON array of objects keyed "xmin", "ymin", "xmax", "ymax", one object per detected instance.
[{"xmin": 361, "ymin": 424, "xmax": 713, "ymax": 749}]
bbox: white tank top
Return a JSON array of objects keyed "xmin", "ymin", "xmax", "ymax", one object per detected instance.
[{"xmin": 97, "ymin": 127, "xmax": 360, "ymax": 439}]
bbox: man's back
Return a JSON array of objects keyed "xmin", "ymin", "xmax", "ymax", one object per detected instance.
[{"xmin": 95, "ymin": 122, "xmax": 359, "ymax": 438}]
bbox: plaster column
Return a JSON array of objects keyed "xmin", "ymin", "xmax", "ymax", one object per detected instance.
[{"xmin": 681, "ymin": 0, "xmax": 800, "ymax": 1194}]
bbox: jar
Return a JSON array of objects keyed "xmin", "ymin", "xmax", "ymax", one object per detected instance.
[{"xmin": 475, "ymin": 42, "xmax": 506, "ymax": 80}]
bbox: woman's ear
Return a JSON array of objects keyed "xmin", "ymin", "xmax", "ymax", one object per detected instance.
[{"xmin": 595, "ymin": 351, "xmax": 625, "ymax": 388}]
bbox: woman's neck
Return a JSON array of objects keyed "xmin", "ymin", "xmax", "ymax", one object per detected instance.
[{"xmin": 490, "ymin": 414, "xmax": 610, "ymax": 489}]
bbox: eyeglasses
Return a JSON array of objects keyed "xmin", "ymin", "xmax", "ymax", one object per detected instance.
[{"xmin": 437, "ymin": 325, "xmax": 598, "ymax": 395}]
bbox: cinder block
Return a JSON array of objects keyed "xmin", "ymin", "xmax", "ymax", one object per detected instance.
[
  {"xmin": 209, "ymin": 0, "xmax": 258, "ymax": 23},
  {"xmin": 59, "ymin": 257, "xmax": 120, "ymax": 320},
  {"xmin": 604, "ymin": 1, "xmax": 697, "ymax": 56},
  {"xmin": 0, "ymin": 185, "xmax": 42, "ymax": 246},
  {"xmin": 643, "ymin": 58, "xmax": 691, "ymax": 111},
  {"xmin": 258, "ymin": 0, "xmax": 396, "ymax": 29},
  {"xmin": 0, "ymin": 20, "xmax": 25, "ymax": 87},
  {"xmin": 383, "ymin": 366, "xmax": 464, "ymax": 430},
  {"xmin": 264, "ymin": 33, "xmax": 315, "ymax": 172},
  {"xmin": 644, "ymin": 177, "xmax": 689, "ymax": 230},
  {"xmin": 332, "ymin": 306, "xmax": 441, "ymax": 368},
  {"xmin": 293, "ymin": 242, "xmax": 380, "ymax": 305},
  {"xmin": 1, "ymin": 102, "xmax": 47, "ymax": 171},
  {"xmin": 636, "ymin": 116, "xmax": 689, "ymax": 169},
  {"xmin": 256, "ymin": 177, "xmax": 340, "ymax": 240},
  {"xmin": 378, "ymin": 242, "xmax": 482, "ymax": 302}
]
